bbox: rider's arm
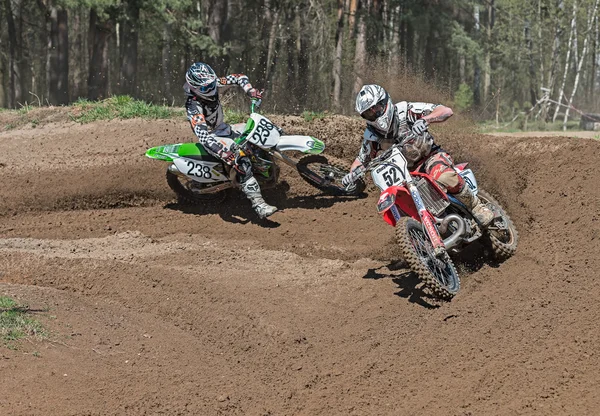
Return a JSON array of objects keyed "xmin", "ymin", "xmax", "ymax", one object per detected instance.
[
  {"xmin": 409, "ymin": 102, "xmax": 453, "ymax": 124},
  {"xmin": 422, "ymin": 104, "xmax": 453, "ymax": 124},
  {"xmin": 185, "ymin": 95, "xmax": 228, "ymax": 157},
  {"xmin": 351, "ymin": 135, "xmax": 376, "ymax": 171},
  {"xmin": 218, "ymin": 74, "xmax": 254, "ymax": 96}
]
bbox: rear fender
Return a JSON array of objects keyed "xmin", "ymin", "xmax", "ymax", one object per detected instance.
[
  {"xmin": 275, "ymin": 136, "xmax": 325, "ymax": 154},
  {"xmin": 378, "ymin": 186, "xmax": 420, "ymax": 226},
  {"xmin": 146, "ymin": 143, "xmax": 214, "ymax": 162}
]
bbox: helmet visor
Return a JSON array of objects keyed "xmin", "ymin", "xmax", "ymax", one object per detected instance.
[
  {"xmin": 361, "ymin": 98, "xmax": 388, "ymax": 122},
  {"xmin": 197, "ymin": 80, "xmax": 217, "ymax": 94}
]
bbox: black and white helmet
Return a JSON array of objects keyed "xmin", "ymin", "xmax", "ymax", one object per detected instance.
[
  {"xmin": 355, "ymin": 84, "xmax": 395, "ymax": 135},
  {"xmin": 185, "ymin": 62, "xmax": 218, "ymax": 100}
]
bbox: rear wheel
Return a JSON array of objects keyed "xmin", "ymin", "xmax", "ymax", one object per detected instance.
[
  {"xmin": 477, "ymin": 189, "xmax": 518, "ymax": 261},
  {"xmin": 395, "ymin": 216, "xmax": 460, "ymax": 300},
  {"xmin": 166, "ymin": 169, "xmax": 229, "ymax": 205},
  {"xmin": 296, "ymin": 154, "xmax": 365, "ymax": 196}
]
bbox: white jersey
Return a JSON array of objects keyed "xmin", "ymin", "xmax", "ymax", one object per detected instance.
[{"xmin": 358, "ymin": 101, "xmax": 439, "ymax": 167}]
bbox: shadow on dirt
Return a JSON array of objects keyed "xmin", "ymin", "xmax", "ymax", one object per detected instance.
[
  {"xmin": 363, "ymin": 261, "xmax": 441, "ymax": 309},
  {"xmin": 164, "ymin": 180, "xmax": 362, "ymax": 228},
  {"xmin": 363, "ymin": 244, "xmax": 503, "ymax": 308}
]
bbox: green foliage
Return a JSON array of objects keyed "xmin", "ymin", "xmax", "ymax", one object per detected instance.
[
  {"xmin": 0, "ymin": 297, "xmax": 46, "ymax": 348},
  {"xmin": 70, "ymin": 96, "xmax": 182, "ymax": 123},
  {"xmin": 454, "ymin": 84, "xmax": 474, "ymax": 112},
  {"xmin": 223, "ymin": 108, "xmax": 247, "ymax": 124},
  {"xmin": 301, "ymin": 111, "xmax": 327, "ymax": 122},
  {"xmin": 450, "ymin": 22, "xmax": 483, "ymax": 65}
]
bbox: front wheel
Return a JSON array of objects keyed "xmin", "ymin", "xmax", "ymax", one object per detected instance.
[
  {"xmin": 395, "ymin": 216, "xmax": 460, "ymax": 300},
  {"xmin": 477, "ymin": 189, "xmax": 518, "ymax": 261},
  {"xmin": 166, "ymin": 169, "xmax": 229, "ymax": 205},
  {"xmin": 296, "ymin": 154, "xmax": 365, "ymax": 196}
]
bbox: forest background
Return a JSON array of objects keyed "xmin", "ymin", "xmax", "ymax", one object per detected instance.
[{"xmin": 1, "ymin": 0, "xmax": 599, "ymax": 126}]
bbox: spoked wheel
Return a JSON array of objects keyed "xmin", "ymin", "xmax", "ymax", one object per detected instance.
[
  {"xmin": 477, "ymin": 189, "xmax": 519, "ymax": 261},
  {"xmin": 166, "ymin": 170, "xmax": 229, "ymax": 205},
  {"xmin": 296, "ymin": 154, "xmax": 365, "ymax": 196},
  {"xmin": 395, "ymin": 216, "xmax": 460, "ymax": 300}
]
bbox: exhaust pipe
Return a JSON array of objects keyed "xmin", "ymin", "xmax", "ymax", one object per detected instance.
[
  {"xmin": 438, "ymin": 214, "xmax": 466, "ymax": 250},
  {"xmin": 168, "ymin": 164, "xmax": 185, "ymax": 176}
]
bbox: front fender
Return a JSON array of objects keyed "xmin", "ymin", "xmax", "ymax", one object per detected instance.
[
  {"xmin": 275, "ymin": 135, "xmax": 325, "ymax": 154},
  {"xmin": 379, "ymin": 186, "xmax": 420, "ymax": 226}
]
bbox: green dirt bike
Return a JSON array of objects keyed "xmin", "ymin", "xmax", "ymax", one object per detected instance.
[{"xmin": 145, "ymin": 100, "xmax": 359, "ymax": 204}]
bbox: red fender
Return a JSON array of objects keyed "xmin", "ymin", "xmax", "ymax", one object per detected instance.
[
  {"xmin": 378, "ymin": 173, "xmax": 448, "ymax": 226},
  {"xmin": 379, "ymin": 186, "xmax": 419, "ymax": 226},
  {"xmin": 454, "ymin": 162, "xmax": 469, "ymax": 172}
]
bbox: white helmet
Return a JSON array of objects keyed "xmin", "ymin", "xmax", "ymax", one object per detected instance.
[
  {"xmin": 355, "ymin": 84, "xmax": 395, "ymax": 135},
  {"xmin": 185, "ymin": 62, "xmax": 218, "ymax": 100}
]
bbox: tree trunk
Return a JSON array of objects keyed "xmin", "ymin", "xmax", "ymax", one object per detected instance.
[
  {"xmin": 332, "ymin": 0, "xmax": 346, "ymax": 111},
  {"xmin": 553, "ymin": 0, "xmax": 577, "ymax": 122},
  {"xmin": 47, "ymin": 4, "xmax": 69, "ymax": 105},
  {"xmin": 483, "ymin": 0, "xmax": 494, "ymax": 103},
  {"xmin": 265, "ymin": 10, "xmax": 280, "ymax": 94},
  {"xmin": 525, "ymin": 19, "xmax": 537, "ymax": 106},
  {"xmin": 0, "ymin": 3, "xmax": 5, "ymax": 108},
  {"xmin": 348, "ymin": 0, "xmax": 358, "ymax": 31},
  {"xmin": 162, "ymin": 19, "xmax": 173, "ymax": 100},
  {"xmin": 353, "ymin": 1, "xmax": 367, "ymax": 96},
  {"xmin": 119, "ymin": 0, "xmax": 139, "ymax": 96},
  {"xmin": 88, "ymin": 8, "xmax": 112, "ymax": 101},
  {"xmin": 285, "ymin": 6, "xmax": 297, "ymax": 109},
  {"xmin": 541, "ymin": 0, "xmax": 564, "ymax": 120},
  {"xmin": 4, "ymin": 0, "xmax": 23, "ymax": 107},
  {"xmin": 296, "ymin": 6, "xmax": 309, "ymax": 108},
  {"xmin": 71, "ymin": 7, "xmax": 87, "ymax": 99},
  {"xmin": 563, "ymin": 0, "xmax": 599, "ymax": 130},
  {"xmin": 473, "ymin": 4, "xmax": 481, "ymax": 106},
  {"xmin": 203, "ymin": 0, "xmax": 228, "ymax": 72}
]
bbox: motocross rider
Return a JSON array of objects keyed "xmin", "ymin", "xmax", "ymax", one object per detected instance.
[
  {"xmin": 184, "ymin": 62, "xmax": 277, "ymax": 219},
  {"xmin": 342, "ymin": 84, "xmax": 494, "ymax": 226}
]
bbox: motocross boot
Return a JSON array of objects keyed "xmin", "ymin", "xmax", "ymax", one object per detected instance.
[
  {"xmin": 240, "ymin": 177, "xmax": 278, "ymax": 219},
  {"xmin": 454, "ymin": 185, "xmax": 494, "ymax": 227}
]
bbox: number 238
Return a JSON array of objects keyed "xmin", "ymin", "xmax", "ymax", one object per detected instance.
[{"xmin": 186, "ymin": 161, "xmax": 213, "ymax": 179}]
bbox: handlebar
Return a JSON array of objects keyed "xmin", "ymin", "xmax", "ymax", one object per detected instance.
[{"xmin": 250, "ymin": 98, "xmax": 262, "ymax": 113}]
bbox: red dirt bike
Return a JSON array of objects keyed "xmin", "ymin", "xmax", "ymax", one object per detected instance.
[{"xmin": 351, "ymin": 136, "xmax": 518, "ymax": 300}]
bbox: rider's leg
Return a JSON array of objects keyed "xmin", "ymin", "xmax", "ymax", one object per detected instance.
[
  {"xmin": 425, "ymin": 152, "xmax": 494, "ymax": 226},
  {"xmin": 236, "ymin": 156, "xmax": 277, "ymax": 219},
  {"xmin": 211, "ymin": 131, "xmax": 277, "ymax": 219}
]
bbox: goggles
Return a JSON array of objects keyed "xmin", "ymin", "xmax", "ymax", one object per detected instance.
[
  {"xmin": 197, "ymin": 80, "xmax": 216, "ymax": 93},
  {"xmin": 361, "ymin": 98, "xmax": 388, "ymax": 122}
]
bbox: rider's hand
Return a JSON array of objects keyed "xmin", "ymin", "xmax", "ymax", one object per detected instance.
[
  {"xmin": 342, "ymin": 171, "xmax": 357, "ymax": 188},
  {"xmin": 248, "ymin": 88, "xmax": 263, "ymax": 100},
  {"xmin": 218, "ymin": 146, "xmax": 239, "ymax": 166},
  {"xmin": 411, "ymin": 118, "xmax": 429, "ymax": 135}
]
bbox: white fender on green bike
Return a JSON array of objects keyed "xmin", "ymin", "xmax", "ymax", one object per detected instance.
[{"xmin": 275, "ymin": 135, "xmax": 325, "ymax": 154}]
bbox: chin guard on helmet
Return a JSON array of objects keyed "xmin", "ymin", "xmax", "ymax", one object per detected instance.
[{"xmin": 356, "ymin": 84, "xmax": 395, "ymax": 135}]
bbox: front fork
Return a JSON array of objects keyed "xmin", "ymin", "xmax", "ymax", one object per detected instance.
[
  {"xmin": 407, "ymin": 182, "xmax": 446, "ymax": 256},
  {"xmin": 271, "ymin": 150, "xmax": 297, "ymax": 168}
]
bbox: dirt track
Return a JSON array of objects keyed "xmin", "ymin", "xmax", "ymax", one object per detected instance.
[{"xmin": 1, "ymin": 114, "xmax": 600, "ymax": 415}]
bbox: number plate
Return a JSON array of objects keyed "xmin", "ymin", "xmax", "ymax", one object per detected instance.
[
  {"xmin": 173, "ymin": 158, "xmax": 227, "ymax": 183},
  {"xmin": 458, "ymin": 168, "xmax": 478, "ymax": 195},
  {"xmin": 246, "ymin": 114, "xmax": 280, "ymax": 148},
  {"xmin": 371, "ymin": 147, "xmax": 409, "ymax": 190}
]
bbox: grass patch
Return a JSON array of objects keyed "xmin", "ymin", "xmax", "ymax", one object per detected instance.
[
  {"xmin": 224, "ymin": 108, "xmax": 248, "ymax": 124},
  {"xmin": 70, "ymin": 95, "xmax": 182, "ymax": 123},
  {"xmin": 301, "ymin": 110, "xmax": 326, "ymax": 122},
  {"xmin": 0, "ymin": 296, "xmax": 47, "ymax": 348}
]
